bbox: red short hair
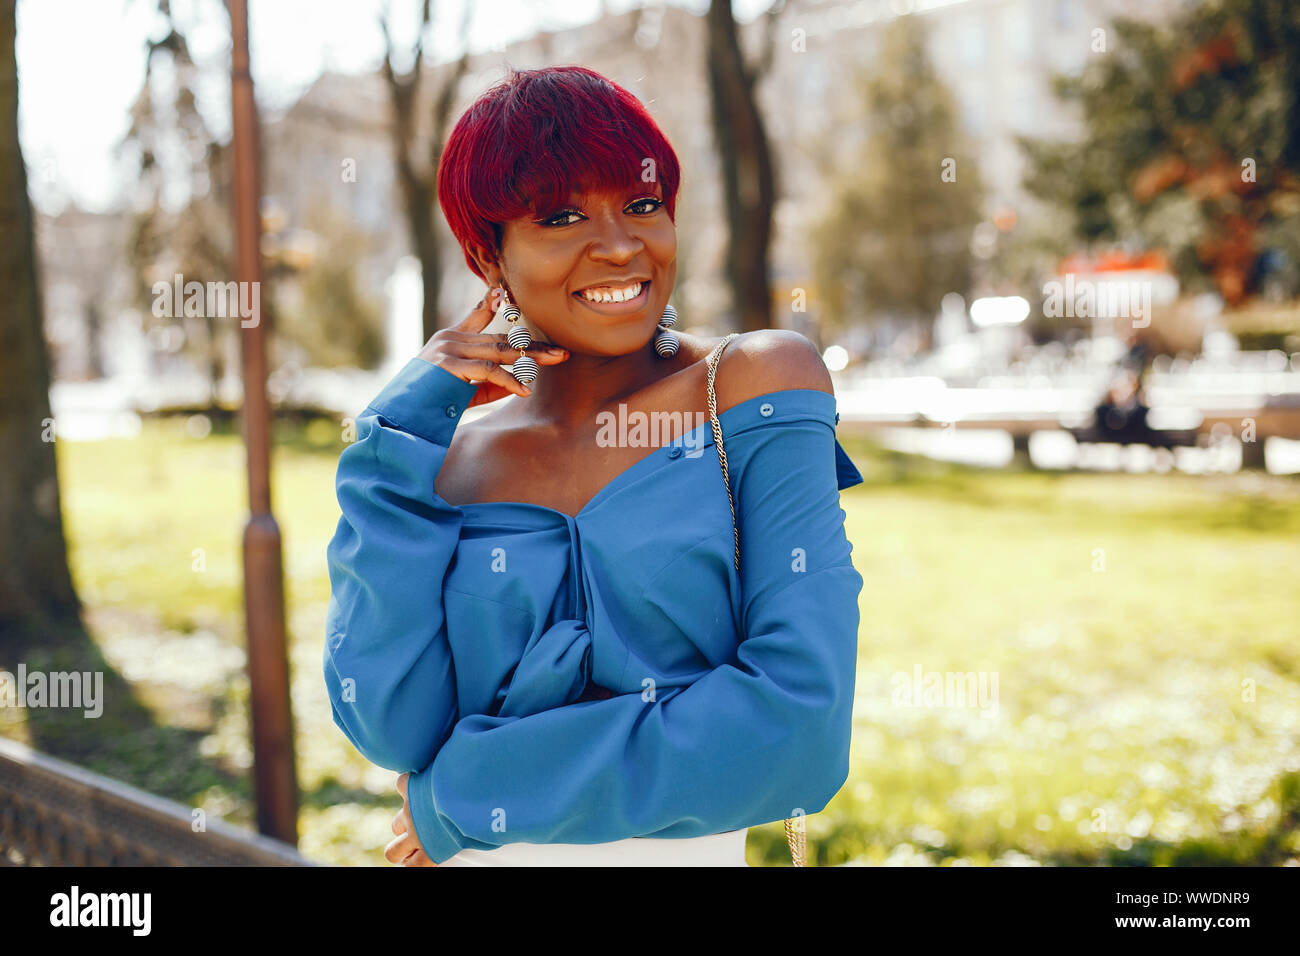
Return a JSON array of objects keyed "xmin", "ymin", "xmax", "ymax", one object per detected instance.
[{"xmin": 437, "ymin": 65, "xmax": 681, "ymax": 281}]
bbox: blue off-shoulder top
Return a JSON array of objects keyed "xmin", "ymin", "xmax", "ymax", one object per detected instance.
[{"xmin": 323, "ymin": 355, "xmax": 865, "ymax": 863}]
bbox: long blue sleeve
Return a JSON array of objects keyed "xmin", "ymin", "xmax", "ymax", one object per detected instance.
[
  {"xmin": 323, "ymin": 357, "xmax": 479, "ymax": 772},
  {"xmin": 406, "ymin": 399, "xmax": 863, "ymax": 862}
]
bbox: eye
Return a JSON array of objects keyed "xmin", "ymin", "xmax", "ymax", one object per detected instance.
[
  {"xmin": 538, "ymin": 208, "xmax": 585, "ymax": 227},
  {"xmin": 627, "ymin": 197, "xmax": 663, "ymax": 215}
]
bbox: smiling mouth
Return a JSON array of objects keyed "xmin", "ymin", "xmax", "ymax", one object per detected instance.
[{"xmin": 572, "ymin": 280, "xmax": 651, "ymax": 315}]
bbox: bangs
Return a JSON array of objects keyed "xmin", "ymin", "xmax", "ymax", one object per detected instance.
[{"xmin": 509, "ymin": 124, "xmax": 665, "ymax": 217}]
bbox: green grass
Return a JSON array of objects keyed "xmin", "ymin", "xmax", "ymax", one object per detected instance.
[
  {"xmin": 809, "ymin": 439, "xmax": 1300, "ymax": 866},
  {"xmin": 6, "ymin": 420, "xmax": 1297, "ymax": 866}
]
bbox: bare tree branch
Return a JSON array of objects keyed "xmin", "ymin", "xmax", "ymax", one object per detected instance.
[
  {"xmin": 707, "ymin": 0, "xmax": 778, "ymax": 331},
  {"xmin": 380, "ymin": 0, "xmax": 476, "ymax": 338},
  {"xmin": 429, "ymin": 1, "xmax": 473, "ymax": 172}
]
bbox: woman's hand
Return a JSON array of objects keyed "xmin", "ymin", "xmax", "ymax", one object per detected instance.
[
  {"xmin": 386, "ymin": 772, "xmax": 438, "ymax": 866},
  {"xmin": 418, "ymin": 288, "xmax": 569, "ymax": 407}
]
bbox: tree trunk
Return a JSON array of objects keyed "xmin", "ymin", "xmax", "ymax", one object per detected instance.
[
  {"xmin": 0, "ymin": 0, "xmax": 84, "ymax": 646},
  {"xmin": 398, "ymin": 164, "xmax": 443, "ymax": 342},
  {"xmin": 84, "ymin": 302, "xmax": 106, "ymax": 379},
  {"xmin": 706, "ymin": 0, "xmax": 777, "ymax": 333},
  {"xmin": 380, "ymin": 4, "xmax": 471, "ymax": 342},
  {"xmin": 204, "ymin": 311, "xmax": 223, "ymax": 412}
]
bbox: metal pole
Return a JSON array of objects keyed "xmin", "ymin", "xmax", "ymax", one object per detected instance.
[{"xmin": 229, "ymin": 0, "xmax": 298, "ymax": 845}]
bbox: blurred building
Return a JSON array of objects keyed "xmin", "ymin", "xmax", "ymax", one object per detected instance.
[
  {"xmin": 262, "ymin": 69, "xmax": 400, "ymax": 297},
  {"xmin": 38, "ymin": 0, "xmax": 1191, "ymax": 383},
  {"xmin": 927, "ymin": 0, "xmax": 1184, "ymax": 210}
]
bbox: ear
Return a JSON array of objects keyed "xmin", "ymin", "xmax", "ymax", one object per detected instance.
[{"xmin": 468, "ymin": 243, "xmax": 504, "ymax": 290}]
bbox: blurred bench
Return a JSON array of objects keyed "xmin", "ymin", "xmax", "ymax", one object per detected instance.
[
  {"xmin": 0, "ymin": 737, "xmax": 312, "ymax": 866},
  {"xmin": 1066, "ymin": 401, "xmax": 1201, "ymax": 450},
  {"xmin": 1065, "ymin": 425, "xmax": 1201, "ymax": 449}
]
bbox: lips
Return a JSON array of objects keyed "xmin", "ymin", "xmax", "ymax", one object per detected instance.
[
  {"xmin": 572, "ymin": 279, "xmax": 652, "ymax": 316},
  {"xmin": 573, "ymin": 274, "xmax": 650, "ymax": 291}
]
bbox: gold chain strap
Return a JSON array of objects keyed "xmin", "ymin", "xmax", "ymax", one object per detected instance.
[
  {"xmin": 706, "ymin": 332, "xmax": 807, "ymax": 868},
  {"xmin": 706, "ymin": 334, "xmax": 742, "ymax": 574}
]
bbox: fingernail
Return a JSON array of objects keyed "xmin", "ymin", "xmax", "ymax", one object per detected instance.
[{"xmin": 547, "ymin": 347, "xmax": 565, "ymax": 355}]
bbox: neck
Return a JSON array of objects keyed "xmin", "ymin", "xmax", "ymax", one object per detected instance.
[{"xmin": 521, "ymin": 344, "xmax": 669, "ymax": 429}]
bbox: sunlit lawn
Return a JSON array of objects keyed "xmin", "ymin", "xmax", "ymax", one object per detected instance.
[
  {"xmin": 829, "ymin": 445, "xmax": 1300, "ymax": 866},
  {"xmin": 13, "ymin": 417, "xmax": 1298, "ymax": 865}
]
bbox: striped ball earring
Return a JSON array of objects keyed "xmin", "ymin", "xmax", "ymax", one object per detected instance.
[
  {"xmin": 654, "ymin": 304, "xmax": 680, "ymax": 358},
  {"xmin": 499, "ymin": 287, "xmax": 538, "ymax": 385}
]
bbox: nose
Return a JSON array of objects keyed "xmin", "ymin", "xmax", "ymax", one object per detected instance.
[{"xmin": 586, "ymin": 206, "xmax": 643, "ymax": 265}]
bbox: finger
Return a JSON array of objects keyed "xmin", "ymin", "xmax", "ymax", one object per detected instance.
[
  {"xmin": 441, "ymin": 327, "xmax": 567, "ymax": 351},
  {"xmin": 432, "ymin": 350, "xmax": 531, "ymax": 394},
  {"xmin": 467, "ymin": 381, "xmax": 516, "ymax": 409},
  {"xmin": 445, "ymin": 335, "xmax": 570, "ymax": 365},
  {"xmin": 443, "ymin": 356, "xmax": 534, "ymax": 397}
]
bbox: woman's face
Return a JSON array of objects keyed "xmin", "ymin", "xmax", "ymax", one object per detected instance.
[{"xmin": 485, "ymin": 182, "xmax": 677, "ymax": 357}]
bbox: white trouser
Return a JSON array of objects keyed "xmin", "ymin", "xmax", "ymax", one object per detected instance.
[{"xmin": 436, "ymin": 828, "xmax": 749, "ymax": 867}]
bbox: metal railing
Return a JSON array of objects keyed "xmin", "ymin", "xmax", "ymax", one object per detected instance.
[{"xmin": 0, "ymin": 737, "xmax": 313, "ymax": 866}]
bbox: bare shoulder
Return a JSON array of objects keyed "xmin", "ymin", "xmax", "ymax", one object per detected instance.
[{"xmin": 710, "ymin": 329, "xmax": 833, "ymax": 414}]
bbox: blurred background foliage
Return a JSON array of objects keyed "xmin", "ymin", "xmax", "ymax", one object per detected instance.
[
  {"xmin": 1018, "ymin": 0, "xmax": 1300, "ymax": 307},
  {"xmin": 812, "ymin": 13, "xmax": 985, "ymax": 343}
]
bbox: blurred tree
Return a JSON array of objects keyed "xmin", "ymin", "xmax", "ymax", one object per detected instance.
[
  {"xmin": 809, "ymin": 13, "xmax": 984, "ymax": 345},
  {"xmin": 379, "ymin": 0, "xmax": 470, "ymax": 340},
  {"xmin": 121, "ymin": 0, "xmax": 235, "ymax": 411},
  {"xmin": 706, "ymin": 0, "xmax": 784, "ymax": 333},
  {"xmin": 0, "ymin": 0, "xmax": 82, "ymax": 641},
  {"xmin": 272, "ymin": 201, "xmax": 386, "ymax": 370},
  {"xmin": 1019, "ymin": 0, "xmax": 1300, "ymax": 306},
  {"xmin": 1, "ymin": 6, "xmax": 217, "ymax": 778}
]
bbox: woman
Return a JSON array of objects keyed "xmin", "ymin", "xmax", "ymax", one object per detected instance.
[{"xmin": 322, "ymin": 65, "xmax": 864, "ymax": 866}]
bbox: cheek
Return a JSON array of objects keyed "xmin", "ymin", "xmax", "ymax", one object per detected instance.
[
  {"xmin": 648, "ymin": 222, "xmax": 676, "ymax": 264},
  {"xmin": 515, "ymin": 246, "xmax": 577, "ymax": 297},
  {"xmin": 500, "ymin": 226, "xmax": 574, "ymax": 289}
]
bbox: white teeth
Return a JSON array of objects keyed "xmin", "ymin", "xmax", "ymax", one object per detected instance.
[{"xmin": 581, "ymin": 281, "xmax": 642, "ymax": 303}]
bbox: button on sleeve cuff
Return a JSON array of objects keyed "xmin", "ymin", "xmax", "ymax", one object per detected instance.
[{"xmin": 365, "ymin": 357, "xmax": 480, "ymax": 447}]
